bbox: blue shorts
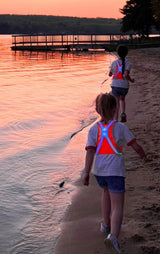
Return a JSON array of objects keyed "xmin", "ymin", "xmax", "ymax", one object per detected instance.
[
  {"xmin": 94, "ymin": 175, "xmax": 125, "ymax": 193},
  {"xmin": 111, "ymin": 87, "xmax": 129, "ymax": 98}
]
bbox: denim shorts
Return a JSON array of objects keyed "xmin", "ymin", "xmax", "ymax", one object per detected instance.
[
  {"xmin": 111, "ymin": 87, "xmax": 129, "ymax": 97},
  {"xmin": 94, "ymin": 175, "xmax": 125, "ymax": 193}
]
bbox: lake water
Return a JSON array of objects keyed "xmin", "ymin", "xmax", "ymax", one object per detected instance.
[{"xmin": 0, "ymin": 35, "xmax": 115, "ymax": 254}]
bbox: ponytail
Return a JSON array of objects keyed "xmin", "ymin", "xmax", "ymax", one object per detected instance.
[
  {"xmin": 122, "ymin": 57, "xmax": 125, "ymax": 74},
  {"xmin": 117, "ymin": 45, "xmax": 128, "ymax": 74}
]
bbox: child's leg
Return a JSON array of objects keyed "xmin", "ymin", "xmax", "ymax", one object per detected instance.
[
  {"xmin": 101, "ymin": 188, "xmax": 111, "ymax": 226},
  {"xmin": 114, "ymin": 97, "xmax": 120, "ymax": 120},
  {"xmin": 110, "ymin": 192, "xmax": 125, "ymax": 239},
  {"xmin": 119, "ymin": 95, "xmax": 126, "ymax": 114}
]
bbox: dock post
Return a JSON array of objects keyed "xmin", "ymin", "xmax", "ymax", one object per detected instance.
[
  {"xmin": 62, "ymin": 35, "xmax": 63, "ymax": 46},
  {"xmin": 52, "ymin": 35, "xmax": 53, "ymax": 46},
  {"xmin": 13, "ymin": 36, "xmax": 16, "ymax": 48},
  {"xmin": 46, "ymin": 35, "xmax": 47, "ymax": 46}
]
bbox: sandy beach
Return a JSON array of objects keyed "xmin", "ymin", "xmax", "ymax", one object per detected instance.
[{"xmin": 55, "ymin": 47, "xmax": 160, "ymax": 254}]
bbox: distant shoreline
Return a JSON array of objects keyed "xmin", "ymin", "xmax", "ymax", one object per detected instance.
[{"xmin": 0, "ymin": 14, "xmax": 122, "ymax": 35}]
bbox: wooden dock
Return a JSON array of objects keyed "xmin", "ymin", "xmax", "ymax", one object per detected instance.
[{"xmin": 11, "ymin": 34, "xmax": 136, "ymax": 52}]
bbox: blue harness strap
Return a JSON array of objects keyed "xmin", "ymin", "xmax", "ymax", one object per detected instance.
[
  {"xmin": 96, "ymin": 120, "xmax": 122, "ymax": 155},
  {"xmin": 114, "ymin": 62, "xmax": 123, "ymax": 79}
]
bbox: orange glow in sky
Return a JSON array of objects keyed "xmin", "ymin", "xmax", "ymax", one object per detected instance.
[{"xmin": 1, "ymin": 0, "xmax": 126, "ymax": 18}]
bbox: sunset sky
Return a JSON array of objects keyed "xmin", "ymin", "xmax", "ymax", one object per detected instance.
[{"xmin": 0, "ymin": 0, "xmax": 126, "ymax": 18}]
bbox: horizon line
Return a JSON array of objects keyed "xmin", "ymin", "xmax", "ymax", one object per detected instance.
[{"xmin": 0, "ymin": 13, "xmax": 122, "ymax": 20}]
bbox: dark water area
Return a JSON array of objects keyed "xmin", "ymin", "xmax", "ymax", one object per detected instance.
[{"xmin": 0, "ymin": 35, "xmax": 115, "ymax": 253}]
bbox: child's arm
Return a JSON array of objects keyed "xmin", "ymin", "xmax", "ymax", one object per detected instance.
[
  {"xmin": 82, "ymin": 148, "xmax": 95, "ymax": 186},
  {"xmin": 130, "ymin": 141, "xmax": 146, "ymax": 159},
  {"xmin": 124, "ymin": 70, "xmax": 134, "ymax": 83},
  {"xmin": 109, "ymin": 70, "xmax": 113, "ymax": 77}
]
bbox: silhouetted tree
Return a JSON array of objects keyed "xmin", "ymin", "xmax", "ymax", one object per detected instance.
[
  {"xmin": 120, "ymin": 0, "xmax": 155, "ymax": 37},
  {"xmin": 151, "ymin": 0, "xmax": 160, "ymax": 29}
]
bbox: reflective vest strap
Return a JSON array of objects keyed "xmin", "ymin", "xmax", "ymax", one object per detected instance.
[
  {"xmin": 96, "ymin": 121, "xmax": 114, "ymax": 155},
  {"xmin": 108, "ymin": 123, "xmax": 117, "ymax": 147},
  {"xmin": 113, "ymin": 62, "xmax": 123, "ymax": 80},
  {"xmin": 99, "ymin": 120, "xmax": 114, "ymax": 130},
  {"xmin": 108, "ymin": 123, "xmax": 123, "ymax": 154},
  {"xmin": 106, "ymin": 134, "xmax": 122, "ymax": 155},
  {"xmin": 96, "ymin": 121, "xmax": 122, "ymax": 155}
]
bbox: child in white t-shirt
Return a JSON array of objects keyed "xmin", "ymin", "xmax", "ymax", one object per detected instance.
[
  {"xmin": 109, "ymin": 45, "xmax": 134, "ymax": 122},
  {"xmin": 82, "ymin": 93, "xmax": 146, "ymax": 254}
]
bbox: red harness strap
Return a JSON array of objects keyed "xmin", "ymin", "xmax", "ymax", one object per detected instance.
[{"xmin": 96, "ymin": 121, "xmax": 123, "ymax": 155}]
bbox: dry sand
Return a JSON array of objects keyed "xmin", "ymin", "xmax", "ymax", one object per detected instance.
[{"xmin": 55, "ymin": 48, "xmax": 160, "ymax": 254}]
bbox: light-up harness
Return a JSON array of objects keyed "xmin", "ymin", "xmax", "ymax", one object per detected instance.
[
  {"xmin": 113, "ymin": 62, "xmax": 123, "ymax": 80},
  {"xmin": 96, "ymin": 120, "xmax": 122, "ymax": 155}
]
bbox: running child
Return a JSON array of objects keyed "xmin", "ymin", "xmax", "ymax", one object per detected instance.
[
  {"xmin": 109, "ymin": 45, "xmax": 134, "ymax": 122},
  {"xmin": 82, "ymin": 93, "xmax": 146, "ymax": 254}
]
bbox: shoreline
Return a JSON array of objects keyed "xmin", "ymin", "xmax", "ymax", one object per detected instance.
[{"xmin": 55, "ymin": 48, "xmax": 160, "ymax": 254}]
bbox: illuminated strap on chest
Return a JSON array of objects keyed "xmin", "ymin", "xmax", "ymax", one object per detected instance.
[
  {"xmin": 96, "ymin": 120, "xmax": 122, "ymax": 155},
  {"xmin": 113, "ymin": 62, "xmax": 123, "ymax": 80}
]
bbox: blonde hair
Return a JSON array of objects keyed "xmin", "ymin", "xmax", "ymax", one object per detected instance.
[{"xmin": 95, "ymin": 93, "xmax": 116, "ymax": 123}]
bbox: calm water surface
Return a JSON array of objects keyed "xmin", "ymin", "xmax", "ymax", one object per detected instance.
[{"xmin": 0, "ymin": 35, "xmax": 115, "ymax": 254}]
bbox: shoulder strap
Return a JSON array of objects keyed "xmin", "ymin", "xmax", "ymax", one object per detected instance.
[{"xmin": 96, "ymin": 121, "xmax": 122, "ymax": 155}]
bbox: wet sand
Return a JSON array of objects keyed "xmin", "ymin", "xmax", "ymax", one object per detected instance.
[{"xmin": 55, "ymin": 48, "xmax": 160, "ymax": 254}]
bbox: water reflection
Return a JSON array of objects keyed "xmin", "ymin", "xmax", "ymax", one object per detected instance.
[
  {"xmin": 12, "ymin": 48, "xmax": 112, "ymax": 61},
  {"xmin": 0, "ymin": 35, "xmax": 116, "ymax": 254}
]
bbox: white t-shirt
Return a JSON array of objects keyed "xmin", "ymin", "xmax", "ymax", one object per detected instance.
[
  {"xmin": 85, "ymin": 121, "xmax": 135, "ymax": 177},
  {"xmin": 110, "ymin": 59, "xmax": 132, "ymax": 89}
]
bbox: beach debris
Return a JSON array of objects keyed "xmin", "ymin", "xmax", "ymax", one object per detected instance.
[
  {"xmin": 70, "ymin": 117, "xmax": 97, "ymax": 139},
  {"xmin": 101, "ymin": 78, "xmax": 108, "ymax": 85},
  {"xmin": 59, "ymin": 181, "xmax": 65, "ymax": 188}
]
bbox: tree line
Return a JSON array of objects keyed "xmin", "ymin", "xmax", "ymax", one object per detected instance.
[
  {"xmin": 121, "ymin": 0, "xmax": 160, "ymax": 37},
  {"xmin": 0, "ymin": 15, "xmax": 122, "ymax": 35},
  {"xmin": 0, "ymin": 0, "xmax": 159, "ymax": 37}
]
